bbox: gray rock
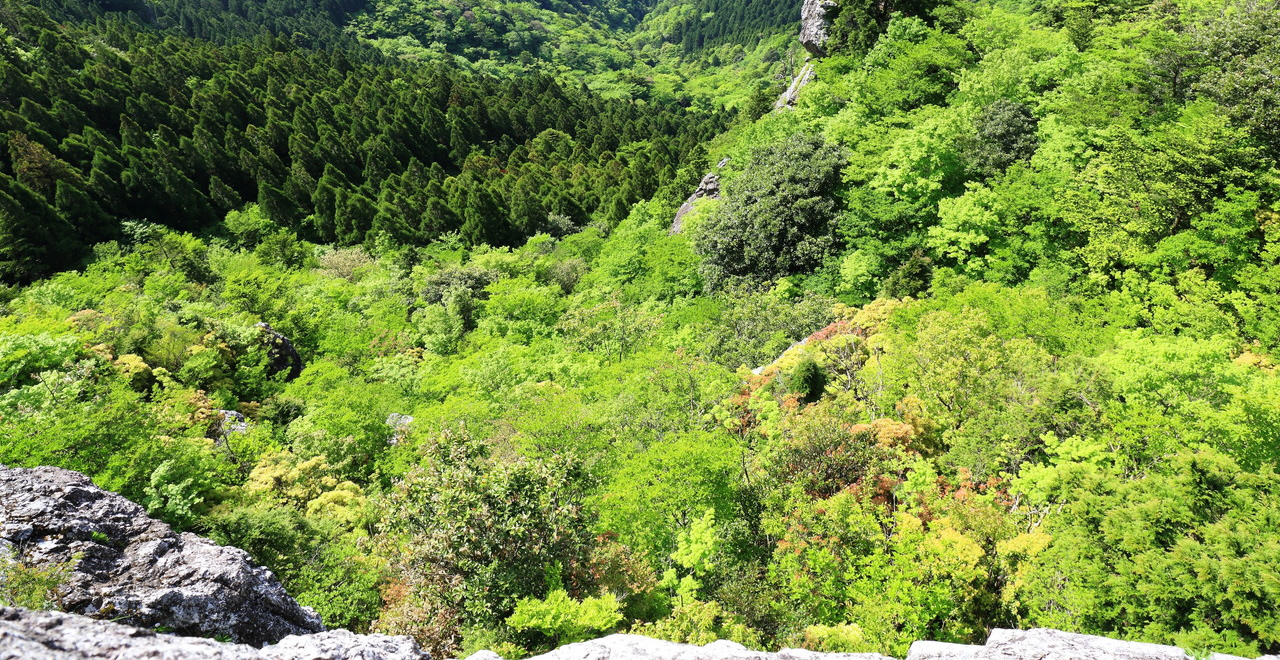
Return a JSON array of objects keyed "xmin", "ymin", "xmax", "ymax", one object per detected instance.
[
  {"xmin": 905, "ymin": 641, "xmax": 982, "ymax": 659},
  {"xmin": 775, "ymin": 59, "xmax": 817, "ymax": 110},
  {"xmin": 904, "ymin": 628, "xmax": 1223, "ymax": 660},
  {"xmin": 521, "ymin": 634, "xmax": 893, "ymax": 660},
  {"xmin": 800, "ymin": 0, "xmax": 838, "ymax": 57},
  {"xmin": 669, "ymin": 173, "xmax": 722, "ymax": 235},
  {"xmin": 264, "ymin": 629, "xmax": 430, "ymax": 660},
  {"xmin": 980, "ymin": 628, "xmax": 1190, "ymax": 660},
  {"xmin": 0, "ymin": 606, "xmax": 260, "ymax": 660},
  {"xmin": 0, "ymin": 607, "xmax": 428, "ymax": 660},
  {"xmin": 256, "ymin": 322, "xmax": 303, "ymax": 381},
  {"xmin": 0, "ymin": 465, "xmax": 324, "ymax": 646}
]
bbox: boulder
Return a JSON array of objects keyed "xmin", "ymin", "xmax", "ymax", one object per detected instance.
[
  {"xmin": 800, "ymin": 0, "xmax": 838, "ymax": 57},
  {"xmin": 669, "ymin": 173, "xmax": 722, "ymax": 235},
  {"xmin": 775, "ymin": 59, "xmax": 817, "ymax": 109},
  {"xmin": 263, "ymin": 629, "xmax": 430, "ymax": 660},
  {"xmin": 0, "ymin": 606, "xmax": 259, "ymax": 660},
  {"xmin": 256, "ymin": 322, "xmax": 303, "ymax": 381},
  {"xmin": 902, "ymin": 628, "xmax": 1273, "ymax": 660},
  {"xmin": 0, "ymin": 465, "xmax": 324, "ymax": 646},
  {"xmin": 0, "ymin": 607, "xmax": 429, "ymax": 660},
  {"xmin": 977, "ymin": 628, "xmax": 1190, "ymax": 659}
]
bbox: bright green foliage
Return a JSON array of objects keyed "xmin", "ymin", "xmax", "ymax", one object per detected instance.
[
  {"xmin": 376, "ymin": 429, "xmax": 598, "ymax": 647},
  {"xmin": 1008, "ymin": 451, "xmax": 1280, "ymax": 656},
  {"xmin": 0, "ymin": 556, "xmax": 73, "ymax": 610},
  {"xmin": 4, "ymin": 0, "xmax": 1280, "ymax": 656},
  {"xmin": 631, "ymin": 599, "xmax": 762, "ymax": 648},
  {"xmin": 507, "ymin": 590, "xmax": 624, "ymax": 644}
]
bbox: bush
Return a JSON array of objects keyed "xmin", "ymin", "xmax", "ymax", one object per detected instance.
[{"xmin": 694, "ymin": 134, "xmax": 846, "ymax": 290}]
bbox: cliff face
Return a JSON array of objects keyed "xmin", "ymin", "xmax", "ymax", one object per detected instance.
[
  {"xmin": 799, "ymin": 0, "xmax": 838, "ymax": 57},
  {"xmin": 0, "ymin": 464, "xmax": 324, "ymax": 646}
]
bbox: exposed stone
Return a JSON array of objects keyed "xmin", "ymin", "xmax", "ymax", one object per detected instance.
[
  {"xmin": 669, "ymin": 173, "xmax": 722, "ymax": 235},
  {"xmin": 775, "ymin": 59, "xmax": 817, "ymax": 109},
  {"xmin": 520, "ymin": 635, "xmax": 893, "ymax": 660},
  {"xmin": 386, "ymin": 413, "xmax": 415, "ymax": 445},
  {"xmin": 0, "ymin": 606, "xmax": 258, "ymax": 660},
  {"xmin": 263, "ymin": 629, "xmax": 430, "ymax": 660},
  {"xmin": 977, "ymin": 628, "xmax": 1192, "ymax": 660},
  {"xmin": 903, "ymin": 641, "xmax": 982, "ymax": 659},
  {"xmin": 0, "ymin": 607, "xmax": 429, "ymax": 660},
  {"xmin": 800, "ymin": 0, "xmax": 838, "ymax": 57},
  {"xmin": 256, "ymin": 322, "xmax": 304, "ymax": 381},
  {"xmin": 902, "ymin": 628, "xmax": 1265, "ymax": 660},
  {"xmin": 216, "ymin": 409, "xmax": 250, "ymax": 442},
  {"xmin": 0, "ymin": 465, "xmax": 324, "ymax": 646}
]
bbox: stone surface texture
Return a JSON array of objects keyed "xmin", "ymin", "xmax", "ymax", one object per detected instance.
[
  {"xmin": 669, "ymin": 172, "xmax": 722, "ymax": 234},
  {"xmin": 0, "ymin": 465, "xmax": 324, "ymax": 646},
  {"xmin": 514, "ymin": 635, "xmax": 892, "ymax": 660},
  {"xmin": 775, "ymin": 59, "xmax": 817, "ymax": 109},
  {"xmin": 0, "ymin": 607, "xmax": 428, "ymax": 660},
  {"xmin": 903, "ymin": 627, "xmax": 1279, "ymax": 660},
  {"xmin": 800, "ymin": 0, "xmax": 838, "ymax": 56}
]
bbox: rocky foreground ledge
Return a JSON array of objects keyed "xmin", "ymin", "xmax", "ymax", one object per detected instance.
[
  {"xmin": 0, "ymin": 607, "xmax": 425, "ymax": 659},
  {"xmin": 0, "ymin": 465, "xmax": 323, "ymax": 645},
  {"xmin": 4, "ymin": 614, "xmax": 1280, "ymax": 660},
  {"xmin": 482, "ymin": 632, "xmax": 1280, "ymax": 660},
  {"xmin": 3, "ymin": 464, "xmax": 1279, "ymax": 660}
]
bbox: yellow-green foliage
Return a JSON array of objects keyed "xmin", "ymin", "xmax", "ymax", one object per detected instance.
[{"xmin": 0, "ymin": 555, "xmax": 73, "ymax": 611}]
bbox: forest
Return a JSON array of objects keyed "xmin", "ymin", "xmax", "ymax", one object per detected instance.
[{"xmin": 1, "ymin": 0, "xmax": 1279, "ymax": 657}]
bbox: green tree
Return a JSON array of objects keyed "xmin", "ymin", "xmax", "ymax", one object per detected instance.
[{"xmin": 694, "ymin": 134, "xmax": 845, "ymax": 289}]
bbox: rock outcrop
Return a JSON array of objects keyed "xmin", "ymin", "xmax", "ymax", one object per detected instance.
[
  {"xmin": 800, "ymin": 0, "xmax": 838, "ymax": 57},
  {"xmin": 0, "ymin": 607, "xmax": 428, "ymax": 660},
  {"xmin": 670, "ymin": 172, "xmax": 723, "ymax": 235},
  {"xmin": 487, "ymin": 632, "xmax": 1280, "ymax": 660},
  {"xmin": 256, "ymin": 322, "xmax": 304, "ymax": 381},
  {"xmin": 502, "ymin": 635, "xmax": 891, "ymax": 660},
  {"xmin": 906, "ymin": 628, "xmax": 1269, "ymax": 660},
  {"xmin": 775, "ymin": 59, "xmax": 817, "ymax": 110},
  {"xmin": 0, "ymin": 465, "xmax": 324, "ymax": 646}
]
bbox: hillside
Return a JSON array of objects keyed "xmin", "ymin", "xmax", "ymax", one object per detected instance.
[{"xmin": 1, "ymin": 0, "xmax": 1279, "ymax": 658}]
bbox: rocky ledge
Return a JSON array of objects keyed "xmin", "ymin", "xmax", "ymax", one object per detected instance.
[
  {"xmin": 0, "ymin": 464, "xmax": 323, "ymax": 646},
  {"xmin": 799, "ymin": 0, "xmax": 837, "ymax": 57},
  {"xmin": 0, "ymin": 607, "xmax": 428, "ymax": 660},
  {"xmin": 472, "ymin": 631, "xmax": 1280, "ymax": 660},
  {"xmin": 4, "ymin": 464, "xmax": 1278, "ymax": 660}
]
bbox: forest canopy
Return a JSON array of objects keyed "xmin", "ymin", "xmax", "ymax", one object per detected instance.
[{"xmin": 2, "ymin": 0, "xmax": 1280, "ymax": 657}]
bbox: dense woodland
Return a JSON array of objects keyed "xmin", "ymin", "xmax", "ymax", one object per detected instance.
[{"xmin": 2, "ymin": 0, "xmax": 1280, "ymax": 658}]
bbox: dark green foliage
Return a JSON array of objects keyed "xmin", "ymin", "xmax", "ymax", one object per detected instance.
[
  {"xmin": 1190, "ymin": 1, "xmax": 1280, "ymax": 156},
  {"xmin": 967, "ymin": 99, "xmax": 1038, "ymax": 176},
  {"xmin": 0, "ymin": 0, "xmax": 726, "ymax": 284},
  {"xmin": 694, "ymin": 134, "xmax": 846, "ymax": 289},
  {"xmin": 787, "ymin": 358, "xmax": 827, "ymax": 403},
  {"xmin": 378, "ymin": 430, "xmax": 598, "ymax": 639},
  {"xmin": 881, "ymin": 249, "xmax": 933, "ymax": 298},
  {"xmin": 662, "ymin": 0, "xmax": 801, "ymax": 53},
  {"xmin": 826, "ymin": 0, "xmax": 946, "ymax": 56}
]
